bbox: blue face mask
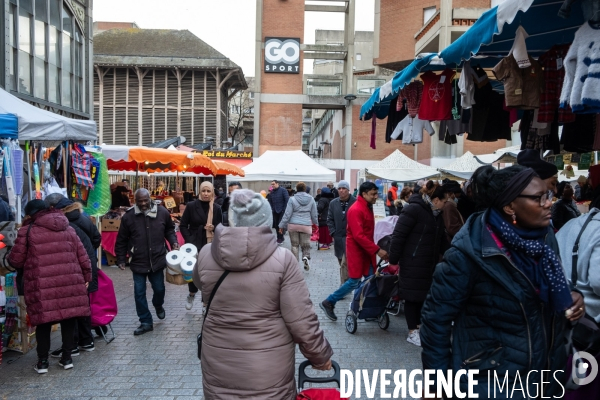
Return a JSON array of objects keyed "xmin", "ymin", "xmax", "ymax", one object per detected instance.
[{"xmin": 453, "ymin": 197, "xmax": 459, "ymax": 204}]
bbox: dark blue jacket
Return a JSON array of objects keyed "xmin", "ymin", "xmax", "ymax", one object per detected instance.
[
  {"xmin": 268, "ymin": 186, "xmax": 289, "ymax": 214},
  {"xmin": 420, "ymin": 210, "xmax": 569, "ymax": 399}
]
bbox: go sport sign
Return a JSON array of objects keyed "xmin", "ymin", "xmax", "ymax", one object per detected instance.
[{"xmin": 264, "ymin": 37, "xmax": 300, "ymax": 74}]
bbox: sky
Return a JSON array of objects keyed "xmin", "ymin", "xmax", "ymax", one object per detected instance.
[{"xmin": 93, "ymin": 0, "xmax": 375, "ymax": 77}]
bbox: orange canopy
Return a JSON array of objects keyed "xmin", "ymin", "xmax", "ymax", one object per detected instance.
[
  {"xmin": 212, "ymin": 160, "xmax": 246, "ymax": 177},
  {"xmin": 105, "ymin": 146, "xmax": 218, "ymax": 175}
]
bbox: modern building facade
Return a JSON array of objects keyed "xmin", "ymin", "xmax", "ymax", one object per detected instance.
[
  {"xmin": 93, "ymin": 27, "xmax": 246, "ymax": 147},
  {"xmin": 1, "ymin": 0, "xmax": 94, "ymax": 120}
]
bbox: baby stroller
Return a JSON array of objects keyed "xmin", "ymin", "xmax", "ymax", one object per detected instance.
[
  {"xmin": 89, "ymin": 269, "xmax": 118, "ymax": 344},
  {"xmin": 344, "ymin": 260, "xmax": 399, "ymax": 334},
  {"xmin": 373, "ymin": 216, "xmax": 403, "ymax": 315}
]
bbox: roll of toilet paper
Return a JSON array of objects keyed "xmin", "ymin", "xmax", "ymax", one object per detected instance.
[
  {"xmin": 180, "ymin": 243, "xmax": 198, "ymax": 258},
  {"xmin": 180, "ymin": 256, "xmax": 196, "ymax": 282},
  {"xmin": 166, "ymin": 250, "xmax": 184, "ymax": 274}
]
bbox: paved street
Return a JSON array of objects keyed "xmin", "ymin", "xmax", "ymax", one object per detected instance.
[{"xmin": 0, "ymin": 236, "xmax": 423, "ymax": 399}]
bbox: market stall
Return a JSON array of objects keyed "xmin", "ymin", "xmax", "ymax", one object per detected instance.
[
  {"xmin": 437, "ymin": 151, "xmax": 483, "ymax": 180},
  {"xmin": 365, "ymin": 149, "xmax": 439, "ymax": 182},
  {"xmin": 0, "ymin": 89, "xmax": 105, "ymax": 357},
  {"xmin": 474, "ymin": 145, "xmax": 522, "ymax": 165},
  {"xmin": 360, "ymin": 0, "xmax": 598, "ymax": 163},
  {"xmin": 237, "ymin": 150, "xmax": 336, "ymax": 192}
]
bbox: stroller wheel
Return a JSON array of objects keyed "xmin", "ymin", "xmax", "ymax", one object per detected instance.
[
  {"xmin": 345, "ymin": 311, "xmax": 357, "ymax": 334},
  {"xmin": 378, "ymin": 313, "xmax": 390, "ymax": 330}
]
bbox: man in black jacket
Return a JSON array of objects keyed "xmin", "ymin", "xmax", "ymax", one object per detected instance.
[
  {"xmin": 326, "ymin": 180, "xmax": 355, "ymax": 284},
  {"xmin": 220, "ymin": 181, "xmax": 242, "ymax": 227},
  {"xmin": 115, "ymin": 189, "xmax": 179, "ymax": 336}
]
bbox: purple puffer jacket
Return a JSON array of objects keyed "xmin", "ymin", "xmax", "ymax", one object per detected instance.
[{"xmin": 8, "ymin": 209, "xmax": 92, "ymax": 326}]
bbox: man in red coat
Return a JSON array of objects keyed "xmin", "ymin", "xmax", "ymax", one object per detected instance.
[{"xmin": 320, "ymin": 182, "xmax": 388, "ymax": 321}]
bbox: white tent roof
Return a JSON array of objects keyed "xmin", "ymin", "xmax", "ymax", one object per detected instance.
[
  {"xmin": 237, "ymin": 150, "xmax": 336, "ymax": 182},
  {"xmin": 474, "ymin": 145, "xmax": 522, "ymax": 165},
  {"xmin": 366, "ymin": 149, "xmax": 439, "ymax": 182},
  {"xmin": 0, "ymin": 88, "xmax": 96, "ymax": 141},
  {"xmin": 438, "ymin": 151, "xmax": 482, "ymax": 180}
]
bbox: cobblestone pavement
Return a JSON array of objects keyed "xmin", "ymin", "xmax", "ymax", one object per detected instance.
[{"xmin": 0, "ymin": 236, "xmax": 423, "ymax": 399}]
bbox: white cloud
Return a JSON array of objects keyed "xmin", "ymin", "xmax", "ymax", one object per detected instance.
[{"xmin": 93, "ymin": 0, "xmax": 374, "ymax": 77}]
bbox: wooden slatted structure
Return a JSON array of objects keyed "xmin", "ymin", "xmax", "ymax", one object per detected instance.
[{"xmin": 93, "ymin": 29, "xmax": 246, "ymax": 147}]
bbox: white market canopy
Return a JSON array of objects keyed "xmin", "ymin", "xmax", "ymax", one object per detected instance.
[
  {"xmin": 237, "ymin": 150, "xmax": 336, "ymax": 182},
  {"xmin": 474, "ymin": 145, "xmax": 522, "ymax": 165},
  {"xmin": 0, "ymin": 88, "xmax": 97, "ymax": 141},
  {"xmin": 438, "ymin": 151, "xmax": 483, "ymax": 180},
  {"xmin": 366, "ymin": 149, "xmax": 439, "ymax": 182}
]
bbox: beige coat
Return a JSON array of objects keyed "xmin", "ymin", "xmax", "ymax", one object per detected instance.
[{"xmin": 193, "ymin": 224, "xmax": 333, "ymax": 399}]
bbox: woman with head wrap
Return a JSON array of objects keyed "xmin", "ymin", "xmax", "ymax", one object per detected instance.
[
  {"xmin": 420, "ymin": 165, "xmax": 585, "ymax": 398},
  {"xmin": 179, "ymin": 181, "xmax": 223, "ymax": 311},
  {"xmin": 192, "ymin": 189, "xmax": 332, "ymax": 399}
]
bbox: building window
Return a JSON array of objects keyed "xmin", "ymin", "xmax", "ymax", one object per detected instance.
[
  {"xmin": 357, "ymin": 79, "xmax": 385, "ymax": 96},
  {"xmin": 356, "ymin": 53, "xmax": 362, "ymax": 61},
  {"xmin": 424, "ymin": 6, "xmax": 436, "ymax": 24},
  {"xmin": 7, "ymin": 0, "xmax": 85, "ymax": 111},
  {"xmin": 248, "ymin": 91, "xmax": 254, "ymax": 99}
]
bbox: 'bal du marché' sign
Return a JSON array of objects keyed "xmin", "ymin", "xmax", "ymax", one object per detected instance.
[{"xmin": 202, "ymin": 150, "xmax": 253, "ymax": 159}]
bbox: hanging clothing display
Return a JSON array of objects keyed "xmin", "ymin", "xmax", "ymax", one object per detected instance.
[
  {"xmin": 519, "ymin": 110, "xmax": 561, "ymax": 154},
  {"xmin": 468, "ymin": 66, "xmax": 512, "ymax": 142},
  {"xmin": 559, "ymin": 22, "xmax": 600, "ymax": 113},
  {"xmin": 400, "ymin": 81, "xmax": 424, "ymax": 118},
  {"xmin": 458, "ymin": 61, "xmax": 477, "ymax": 109},
  {"xmin": 370, "ymin": 117, "xmax": 377, "ymax": 149},
  {"xmin": 538, "ymin": 44, "xmax": 575, "ymax": 124},
  {"xmin": 493, "ymin": 55, "xmax": 544, "ymax": 109},
  {"xmin": 508, "ymin": 26, "xmax": 532, "ymax": 68},
  {"xmin": 561, "ymin": 113, "xmax": 597, "ymax": 153},
  {"xmin": 418, "ymin": 69, "xmax": 456, "ymax": 121},
  {"xmin": 593, "ymin": 114, "xmax": 600, "ymax": 151},
  {"xmin": 440, "ymin": 80, "xmax": 472, "ymax": 143},
  {"xmin": 390, "ymin": 114, "xmax": 435, "ymax": 145},
  {"xmin": 386, "ymin": 97, "xmax": 408, "ymax": 143}
]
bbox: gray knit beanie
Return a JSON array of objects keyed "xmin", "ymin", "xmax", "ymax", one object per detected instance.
[{"xmin": 230, "ymin": 189, "xmax": 273, "ymax": 228}]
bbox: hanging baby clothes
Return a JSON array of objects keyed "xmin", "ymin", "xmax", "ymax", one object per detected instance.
[
  {"xmin": 400, "ymin": 81, "xmax": 424, "ymax": 117},
  {"xmin": 386, "ymin": 98, "xmax": 408, "ymax": 143},
  {"xmin": 418, "ymin": 69, "xmax": 456, "ymax": 121},
  {"xmin": 440, "ymin": 80, "xmax": 472, "ymax": 144},
  {"xmin": 493, "ymin": 55, "xmax": 544, "ymax": 109},
  {"xmin": 538, "ymin": 44, "xmax": 575, "ymax": 124},
  {"xmin": 458, "ymin": 61, "xmax": 477, "ymax": 109},
  {"xmin": 508, "ymin": 26, "xmax": 532, "ymax": 69},
  {"xmin": 390, "ymin": 114, "xmax": 435, "ymax": 145},
  {"xmin": 559, "ymin": 22, "xmax": 600, "ymax": 113}
]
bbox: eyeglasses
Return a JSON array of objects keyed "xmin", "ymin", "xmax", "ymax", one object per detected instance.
[{"xmin": 516, "ymin": 190, "xmax": 552, "ymax": 207}]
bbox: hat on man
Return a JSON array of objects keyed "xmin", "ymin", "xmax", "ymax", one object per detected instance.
[
  {"xmin": 230, "ymin": 189, "xmax": 273, "ymax": 228},
  {"xmin": 516, "ymin": 149, "xmax": 558, "ymax": 180},
  {"xmin": 338, "ymin": 180, "xmax": 350, "ymax": 190}
]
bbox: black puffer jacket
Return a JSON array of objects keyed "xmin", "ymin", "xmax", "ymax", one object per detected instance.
[
  {"xmin": 420, "ymin": 210, "xmax": 568, "ymax": 398},
  {"xmin": 63, "ymin": 203, "xmax": 101, "ymax": 293},
  {"xmin": 115, "ymin": 205, "xmax": 178, "ymax": 274},
  {"xmin": 317, "ymin": 194, "xmax": 334, "ymax": 227},
  {"xmin": 388, "ymin": 194, "xmax": 446, "ymax": 302}
]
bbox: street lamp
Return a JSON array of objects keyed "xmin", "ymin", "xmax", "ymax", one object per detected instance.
[{"xmin": 344, "ymin": 94, "xmax": 357, "ymax": 101}]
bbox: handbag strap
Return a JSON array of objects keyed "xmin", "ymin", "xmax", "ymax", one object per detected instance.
[
  {"xmin": 201, "ymin": 270, "xmax": 230, "ymax": 328},
  {"xmin": 571, "ymin": 210, "xmax": 600, "ymax": 289}
]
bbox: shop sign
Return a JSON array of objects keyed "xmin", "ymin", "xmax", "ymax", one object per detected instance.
[
  {"xmin": 264, "ymin": 37, "xmax": 300, "ymax": 74},
  {"xmin": 201, "ymin": 150, "xmax": 253, "ymax": 159}
]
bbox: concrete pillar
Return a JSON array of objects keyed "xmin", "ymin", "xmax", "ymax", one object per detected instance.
[
  {"xmin": 439, "ymin": 0, "xmax": 453, "ymax": 50},
  {"xmin": 343, "ymin": 0, "xmax": 356, "ymax": 181}
]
